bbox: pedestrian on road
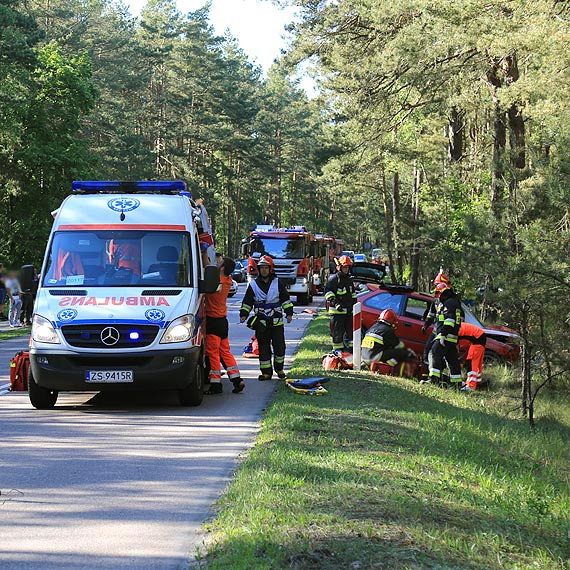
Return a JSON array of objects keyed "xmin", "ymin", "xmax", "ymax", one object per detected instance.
[
  {"xmin": 424, "ymin": 280, "xmax": 462, "ymax": 385},
  {"xmin": 458, "ymin": 321, "xmax": 486, "ymax": 391},
  {"xmin": 240, "ymin": 255, "xmax": 294, "ymax": 381},
  {"xmin": 361, "ymin": 309, "xmax": 414, "ymax": 367},
  {"xmin": 0, "ymin": 264, "xmax": 7, "ymax": 321},
  {"xmin": 205, "ymin": 257, "xmax": 243, "ymax": 395},
  {"xmin": 4, "ymin": 270, "xmax": 23, "ymax": 328},
  {"xmin": 20, "ymin": 265, "xmax": 38, "ymax": 326},
  {"xmin": 324, "ymin": 255, "xmax": 357, "ymax": 352}
]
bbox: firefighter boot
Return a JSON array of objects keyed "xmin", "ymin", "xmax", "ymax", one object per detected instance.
[{"xmin": 232, "ymin": 378, "xmax": 245, "ymax": 393}]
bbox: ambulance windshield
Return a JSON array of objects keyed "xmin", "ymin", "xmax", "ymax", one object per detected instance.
[
  {"xmin": 250, "ymin": 237, "xmax": 305, "ymax": 259},
  {"xmin": 42, "ymin": 231, "xmax": 193, "ymax": 287}
]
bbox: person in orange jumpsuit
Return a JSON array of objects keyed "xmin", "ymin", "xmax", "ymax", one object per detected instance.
[
  {"xmin": 205, "ymin": 257, "xmax": 243, "ymax": 394},
  {"xmin": 458, "ymin": 322, "xmax": 486, "ymax": 391},
  {"xmin": 109, "ymin": 240, "xmax": 141, "ymax": 275}
]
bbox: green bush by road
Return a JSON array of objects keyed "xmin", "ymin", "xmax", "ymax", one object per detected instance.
[{"xmin": 200, "ymin": 315, "xmax": 570, "ymax": 570}]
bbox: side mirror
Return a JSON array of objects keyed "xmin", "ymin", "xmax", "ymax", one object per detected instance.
[
  {"xmin": 240, "ymin": 242, "xmax": 248, "ymax": 257},
  {"xmin": 199, "ymin": 265, "xmax": 220, "ymax": 294}
]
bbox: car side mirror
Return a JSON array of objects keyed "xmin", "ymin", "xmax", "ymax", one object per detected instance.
[
  {"xmin": 240, "ymin": 242, "xmax": 248, "ymax": 257},
  {"xmin": 199, "ymin": 265, "xmax": 220, "ymax": 294}
]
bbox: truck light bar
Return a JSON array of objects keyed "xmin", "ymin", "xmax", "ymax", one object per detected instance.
[{"xmin": 71, "ymin": 180, "xmax": 187, "ymax": 194}]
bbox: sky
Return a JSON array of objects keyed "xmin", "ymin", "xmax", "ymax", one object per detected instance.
[{"xmin": 126, "ymin": 0, "xmax": 298, "ymax": 74}]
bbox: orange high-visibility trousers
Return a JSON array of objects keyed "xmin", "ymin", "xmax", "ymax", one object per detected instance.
[
  {"xmin": 206, "ymin": 333, "xmax": 240, "ymax": 384},
  {"xmin": 466, "ymin": 343, "xmax": 485, "ymax": 389}
]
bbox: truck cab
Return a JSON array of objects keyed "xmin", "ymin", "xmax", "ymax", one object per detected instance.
[
  {"xmin": 28, "ymin": 180, "xmax": 219, "ymax": 409},
  {"xmin": 242, "ymin": 225, "xmax": 314, "ymax": 305}
]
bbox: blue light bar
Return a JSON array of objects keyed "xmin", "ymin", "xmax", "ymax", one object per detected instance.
[{"xmin": 72, "ymin": 180, "xmax": 187, "ymax": 193}]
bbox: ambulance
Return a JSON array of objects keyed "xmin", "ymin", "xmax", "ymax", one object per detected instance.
[{"xmin": 28, "ymin": 180, "xmax": 219, "ymax": 409}]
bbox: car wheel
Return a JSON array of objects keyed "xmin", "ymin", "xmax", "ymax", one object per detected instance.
[
  {"xmin": 297, "ymin": 293, "xmax": 308, "ymax": 305},
  {"xmin": 179, "ymin": 353, "xmax": 205, "ymax": 406},
  {"xmin": 484, "ymin": 350, "xmax": 503, "ymax": 365},
  {"xmin": 28, "ymin": 372, "xmax": 58, "ymax": 409}
]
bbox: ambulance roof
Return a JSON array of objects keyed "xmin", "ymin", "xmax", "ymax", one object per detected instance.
[{"xmin": 53, "ymin": 194, "xmax": 194, "ymax": 232}]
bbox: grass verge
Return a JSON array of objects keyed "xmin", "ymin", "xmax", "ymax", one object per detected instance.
[
  {"xmin": 0, "ymin": 327, "xmax": 31, "ymax": 342},
  {"xmin": 200, "ymin": 314, "xmax": 570, "ymax": 570}
]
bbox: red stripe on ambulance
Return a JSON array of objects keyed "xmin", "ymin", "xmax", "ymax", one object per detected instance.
[{"xmin": 58, "ymin": 297, "xmax": 170, "ymax": 307}]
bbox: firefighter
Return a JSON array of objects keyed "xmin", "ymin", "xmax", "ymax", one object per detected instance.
[
  {"xmin": 361, "ymin": 309, "xmax": 414, "ymax": 367},
  {"xmin": 240, "ymin": 255, "xmax": 294, "ymax": 381},
  {"xmin": 458, "ymin": 321, "xmax": 486, "ymax": 391},
  {"xmin": 205, "ymin": 257, "xmax": 243, "ymax": 395},
  {"xmin": 324, "ymin": 255, "xmax": 357, "ymax": 352},
  {"xmin": 422, "ymin": 272, "xmax": 452, "ymax": 363},
  {"xmin": 424, "ymin": 281, "xmax": 463, "ymax": 385}
]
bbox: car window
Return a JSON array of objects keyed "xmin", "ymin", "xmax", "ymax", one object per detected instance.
[
  {"xmin": 462, "ymin": 303, "xmax": 482, "ymax": 327},
  {"xmin": 404, "ymin": 297, "xmax": 431, "ymax": 321},
  {"xmin": 363, "ymin": 292, "xmax": 404, "ymax": 314}
]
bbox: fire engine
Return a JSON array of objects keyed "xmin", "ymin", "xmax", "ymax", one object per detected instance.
[
  {"xmin": 311, "ymin": 234, "xmax": 334, "ymax": 294},
  {"xmin": 242, "ymin": 225, "xmax": 314, "ymax": 304}
]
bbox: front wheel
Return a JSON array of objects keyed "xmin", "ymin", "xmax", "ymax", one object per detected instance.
[
  {"xmin": 28, "ymin": 372, "xmax": 58, "ymax": 409},
  {"xmin": 179, "ymin": 356, "xmax": 205, "ymax": 406}
]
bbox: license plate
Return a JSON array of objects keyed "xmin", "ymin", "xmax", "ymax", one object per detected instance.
[{"xmin": 86, "ymin": 370, "xmax": 134, "ymax": 383}]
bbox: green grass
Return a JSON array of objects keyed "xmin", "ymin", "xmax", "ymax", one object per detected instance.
[
  {"xmin": 0, "ymin": 326, "xmax": 30, "ymax": 341},
  {"xmin": 199, "ymin": 315, "xmax": 570, "ymax": 570}
]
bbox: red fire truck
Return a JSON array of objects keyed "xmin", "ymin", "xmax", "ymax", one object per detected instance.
[
  {"xmin": 242, "ymin": 225, "xmax": 314, "ymax": 304},
  {"xmin": 311, "ymin": 234, "xmax": 334, "ymax": 294}
]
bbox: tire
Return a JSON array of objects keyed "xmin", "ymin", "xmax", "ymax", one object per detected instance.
[
  {"xmin": 297, "ymin": 293, "xmax": 309, "ymax": 305},
  {"xmin": 483, "ymin": 350, "xmax": 503, "ymax": 366},
  {"xmin": 28, "ymin": 372, "xmax": 58, "ymax": 409},
  {"xmin": 179, "ymin": 353, "xmax": 205, "ymax": 406}
]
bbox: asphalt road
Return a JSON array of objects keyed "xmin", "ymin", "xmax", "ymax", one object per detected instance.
[{"xmin": 0, "ymin": 286, "xmax": 322, "ymax": 570}]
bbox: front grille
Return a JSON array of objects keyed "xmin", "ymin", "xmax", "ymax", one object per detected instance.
[
  {"xmin": 274, "ymin": 264, "xmax": 298, "ymax": 280},
  {"xmin": 49, "ymin": 290, "xmax": 88, "ymax": 296},
  {"xmin": 61, "ymin": 324, "xmax": 160, "ymax": 349},
  {"xmin": 141, "ymin": 289, "xmax": 182, "ymax": 296},
  {"xmin": 68, "ymin": 356, "xmax": 153, "ymax": 367}
]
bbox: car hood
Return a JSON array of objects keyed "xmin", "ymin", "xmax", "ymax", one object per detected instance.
[
  {"xmin": 37, "ymin": 287, "xmax": 195, "ymax": 330},
  {"xmin": 483, "ymin": 324, "xmax": 519, "ymax": 341},
  {"xmin": 350, "ymin": 262, "xmax": 387, "ymax": 285}
]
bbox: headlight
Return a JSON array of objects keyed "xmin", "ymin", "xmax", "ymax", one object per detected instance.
[
  {"xmin": 297, "ymin": 277, "xmax": 308, "ymax": 285},
  {"xmin": 160, "ymin": 315, "xmax": 195, "ymax": 344},
  {"xmin": 32, "ymin": 315, "xmax": 60, "ymax": 344}
]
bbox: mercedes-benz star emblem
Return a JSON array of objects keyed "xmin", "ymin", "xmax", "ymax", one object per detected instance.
[{"xmin": 100, "ymin": 326, "xmax": 120, "ymax": 346}]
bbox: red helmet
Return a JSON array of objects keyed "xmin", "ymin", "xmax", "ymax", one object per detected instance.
[
  {"xmin": 257, "ymin": 255, "xmax": 275, "ymax": 272},
  {"xmin": 434, "ymin": 282, "xmax": 452, "ymax": 297},
  {"xmin": 336, "ymin": 255, "xmax": 353, "ymax": 270},
  {"xmin": 433, "ymin": 272, "xmax": 450, "ymax": 286},
  {"xmin": 378, "ymin": 308, "xmax": 398, "ymax": 327}
]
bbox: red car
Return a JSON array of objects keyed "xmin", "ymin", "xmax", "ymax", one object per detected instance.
[{"xmin": 351, "ymin": 264, "xmax": 520, "ymax": 364}]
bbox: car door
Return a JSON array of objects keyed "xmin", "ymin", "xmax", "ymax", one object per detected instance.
[{"xmin": 398, "ymin": 295, "xmax": 433, "ymax": 356}]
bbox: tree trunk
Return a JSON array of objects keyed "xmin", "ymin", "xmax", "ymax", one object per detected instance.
[
  {"xmin": 380, "ymin": 166, "xmax": 397, "ymax": 283},
  {"xmin": 410, "ymin": 162, "xmax": 421, "ymax": 289},
  {"xmin": 448, "ymin": 106, "xmax": 463, "ymax": 163},
  {"xmin": 392, "ymin": 171, "xmax": 403, "ymax": 281},
  {"xmin": 488, "ymin": 64, "xmax": 506, "ymax": 216}
]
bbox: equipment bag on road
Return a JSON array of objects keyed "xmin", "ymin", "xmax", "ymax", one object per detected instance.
[{"xmin": 10, "ymin": 351, "xmax": 30, "ymax": 391}]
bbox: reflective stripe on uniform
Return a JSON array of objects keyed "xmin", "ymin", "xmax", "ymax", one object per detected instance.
[
  {"xmin": 387, "ymin": 358, "xmax": 398, "ymax": 366},
  {"xmin": 366, "ymin": 332, "xmax": 384, "ymax": 343}
]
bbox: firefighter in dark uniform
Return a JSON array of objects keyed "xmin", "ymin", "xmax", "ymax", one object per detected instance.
[
  {"xmin": 361, "ymin": 309, "xmax": 413, "ymax": 367},
  {"xmin": 422, "ymin": 272, "xmax": 452, "ymax": 364},
  {"xmin": 424, "ymin": 281, "xmax": 463, "ymax": 385},
  {"xmin": 324, "ymin": 255, "xmax": 357, "ymax": 352},
  {"xmin": 240, "ymin": 255, "xmax": 294, "ymax": 381}
]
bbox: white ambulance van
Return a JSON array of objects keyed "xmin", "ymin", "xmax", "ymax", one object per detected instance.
[{"xmin": 28, "ymin": 180, "xmax": 219, "ymax": 409}]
